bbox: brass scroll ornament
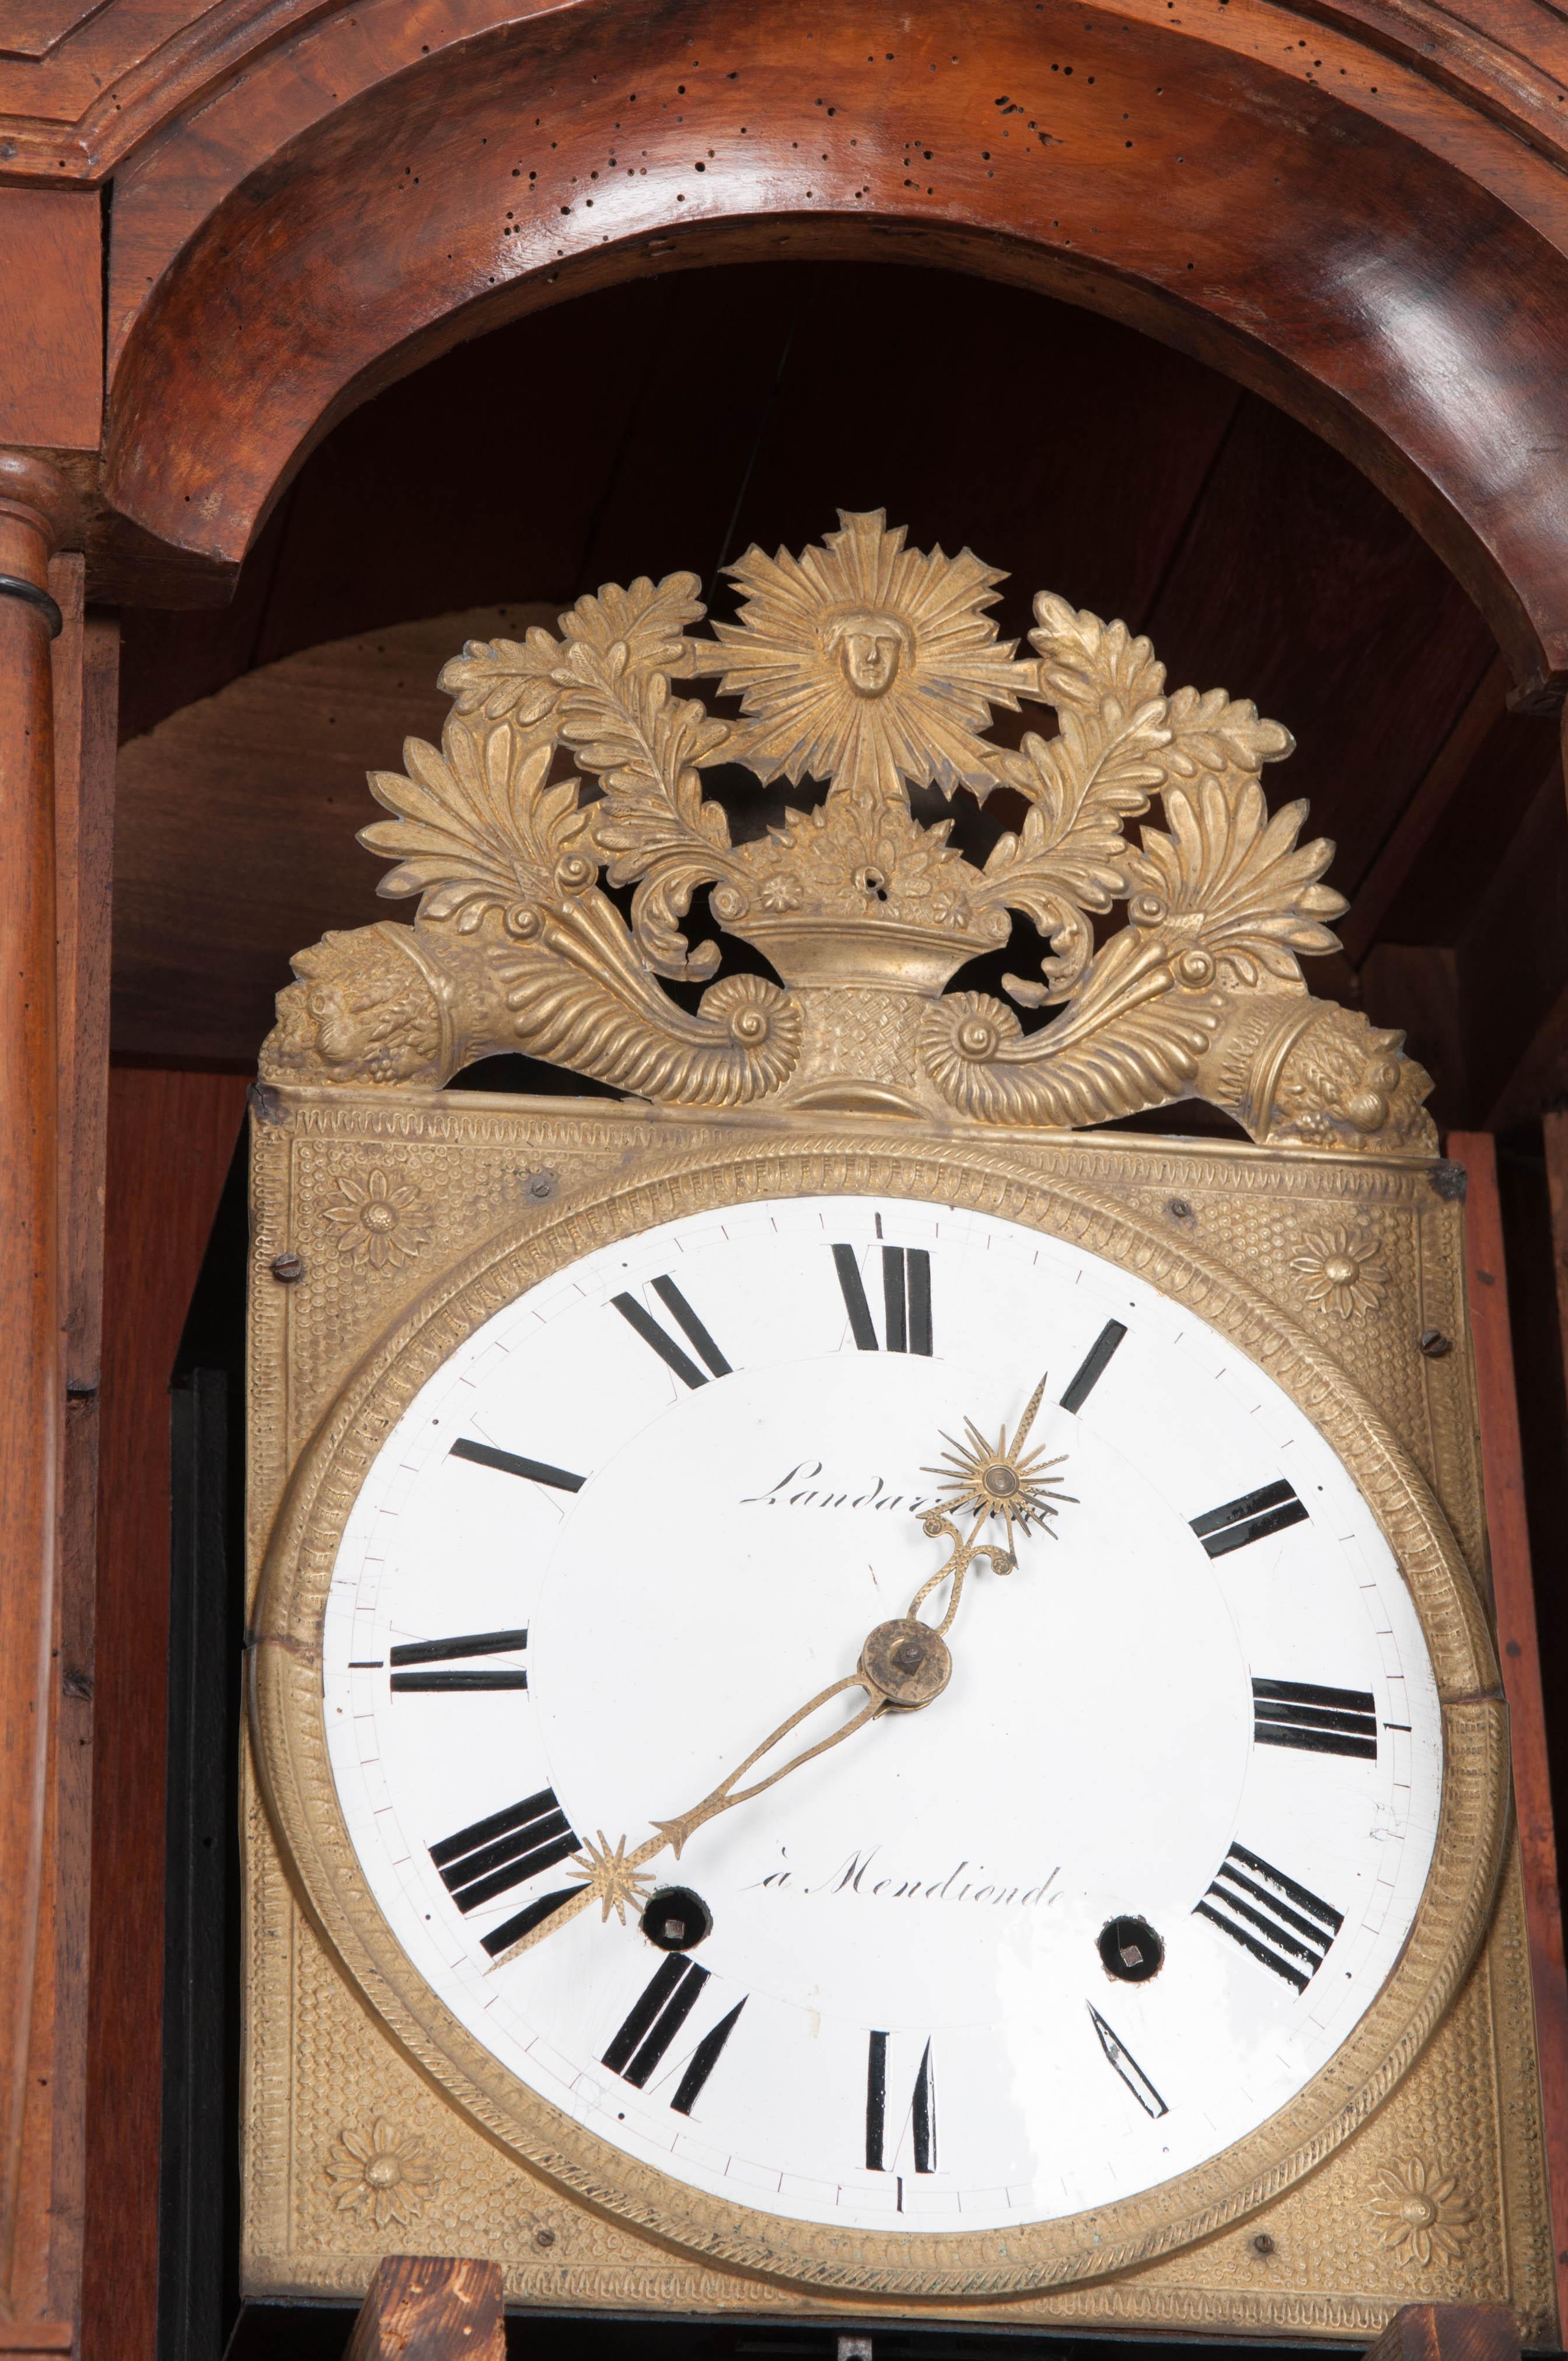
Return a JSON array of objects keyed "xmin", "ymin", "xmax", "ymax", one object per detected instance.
[{"xmin": 261, "ymin": 511, "xmax": 1433, "ymax": 1152}]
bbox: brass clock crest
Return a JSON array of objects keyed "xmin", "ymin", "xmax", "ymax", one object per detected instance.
[
  {"xmin": 245, "ymin": 515, "xmax": 1551, "ymax": 2343},
  {"xmin": 262, "ymin": 508, "xmax": 1428, "ymax": 1151}
]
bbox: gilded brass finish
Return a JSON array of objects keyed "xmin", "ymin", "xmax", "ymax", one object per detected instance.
[
  {"xmin": 858, "ymin": 1618, "xmax": 952, "ymax": 1709},
  {"xmin": 252, "ymin": 1123, "xmax": 1516, "ymax": 2306},
  {"xmin": 243, "ymin": 1094, "xmax": 1551, "ymax": 2336},
  {"xmin": 922, "ymin": 1370, "xmax": 1073, "ymax": 1553},
  {"xmin": 242, "ymin": 510, "xmax": 1548, "ymax": 2338},
  {"xmin": 564, "ymin": 1833, "xmax": 654, "ymax": 1926},
  {"xmin": 260, "ymin": 512, "xmax": 1431, "ymax": 1154}
]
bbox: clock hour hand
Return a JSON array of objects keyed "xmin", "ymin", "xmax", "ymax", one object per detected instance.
[
  {"xmin": 921, "ymin": 1371, "xmax": 1075, "ymax": 1565},
  {"xmin": 639, "ymin": 1437, "xmax": 1046, "ymax": 1870}
]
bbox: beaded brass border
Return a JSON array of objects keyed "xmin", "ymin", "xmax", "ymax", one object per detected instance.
[{"xmin": 252, "ymin": 1136, "xmax": 1505, "ymax": 2299}]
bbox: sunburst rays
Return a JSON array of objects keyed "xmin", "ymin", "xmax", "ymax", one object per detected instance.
[
  {"xmin": 923, "ymin": 1373, "xmax": 1075, "ymax": 1552},
  {"xmin": 699, "ymin": 508, "xmax": 1033, "ymax": 802},
  {"xmin": 567, "ymin": 1831, "xmax": 654, "ymax": 1925}
]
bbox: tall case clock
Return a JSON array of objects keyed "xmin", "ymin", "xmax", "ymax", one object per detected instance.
[{"xmin": 245, "ymin": 512, "xmax": 1555, "ymax": 2341}]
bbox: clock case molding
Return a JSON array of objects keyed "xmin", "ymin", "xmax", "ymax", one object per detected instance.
[{"xmin": 243, "ymin": 520, "xmax": 1555, "ymax": 2339}]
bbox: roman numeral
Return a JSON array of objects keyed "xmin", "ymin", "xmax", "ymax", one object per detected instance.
[
  {"xmin": 865, "ymin": 2032, "xmax": 936, "ymax": 2173},
  {"xmin": 1190, "ymin": 1478, "xmax": 1308, "ymax": 1557},
  {"xmin": 1059, "ymin": 1319, "xmax": 1127, "ymax": 1413},
  {"xmin": 613, "ymin": 1276, "xmax": 731, "ymax": 1389},
  {"xmin": 602, "ymin": 1956, "xmax": 707, "ymax": 2086},
  {"xmin": 389, "ymin": 1628, "xmax": 529, "ymax": 1692},
  {"xmin": 1194, "ymin": 1842, "xmax": 1342, "ymax": 1992},
  {"xmin": 600, "ymin": 1960, "xmax": 746, "ymax": 2108},
  {"xmin": 481, "ymin": 1886, "xmax": 579, "ymax": 1958},
  {"xmin": 1252, "ymin": 1677, "xmax": 1377, "ymax": 1759},
  {"xmin": 1088, "ymin": 2003, "xmax": 1168, "ymax": 2119},
  {"xmin": 672, "ymin": 2000, "xmax": 746, "ymax": 2115},
  {"xmin": 833, "ymin": 1244, "xmax": 932, "ymax": 1354},
  {"xmin": 449, "ymin": 1437, "xmax": 585, "ymax": 1492},
  {"xmin": 429, "ymin": 1787, "xmax": 578, "ymax": 1915}
]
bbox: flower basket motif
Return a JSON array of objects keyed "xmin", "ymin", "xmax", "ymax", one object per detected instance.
[{"xmin": 262, "ymin": 510, "xmax": 1434, "ymax": 1155}]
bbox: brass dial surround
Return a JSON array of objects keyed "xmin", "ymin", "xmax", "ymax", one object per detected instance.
[{"xmin": 251, "ymin": 1135, "xmax": 1504, "ymax": 2300}]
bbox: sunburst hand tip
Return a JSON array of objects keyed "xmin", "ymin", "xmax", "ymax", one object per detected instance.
[{"xmin": 921, "ymin": 1374, "xmax": 1073, "ymax": 1554}]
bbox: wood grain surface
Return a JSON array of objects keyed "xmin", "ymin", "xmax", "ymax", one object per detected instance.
[
  {"xmin": 1, "ymin": 0, "xmax": 1564, "ymax": 181},
  {"xmin": 0, "ymin": 455, "xmax": 72, "ymax": 2323},
  {"xmin": 1451, "ymin": 1133, "xmax": 1568, "ymax": 2337},
  {"xmin": 79, "ymin": 1070, "xmax": 249, "ymax": 2361},
  {"xmin": 1543, "ymin": 1115, "xmax": 1568, "ymax": 1423},
  {"xmin": 94, "ymin": 0, "xmax": 1568, "ymax": 696},
  {"xmin": 1365, "ymin": 2303, "xmax": 1521, "ymax": 2361},
  {"xmin": 344, "ymin": 2256, "xmax": 504, "ymax": 2361},
  {"xmin": 7, "ymin": 560, "xmax": 117, "ymax": 2339},
  {"xmin": 114, "ymin": 606, "xmax": 559, "ymax": 1064},
  {"xmin": 0, "ymin": 190, "xmax": 100, "ymax": 457},
  {"xmin": 46, "ymin": 588, "xmax": 117, "ymax": 2328}
]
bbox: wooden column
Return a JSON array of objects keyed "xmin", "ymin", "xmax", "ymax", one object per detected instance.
[
  {"xmin": 81, "ymin": 1071, "xmax": 249, "ymax": 2361},
  {"xmin": 0, "ymin": 453, "xmax": 72, "ymax": 2322},
  {"xmin": 1541, "ymin": 1110, "xmax": 1568, "ymax": 1415},
  {"xmin": 1449, "ymin": 1133, "xmax": 1568, "ymax": 2334}
]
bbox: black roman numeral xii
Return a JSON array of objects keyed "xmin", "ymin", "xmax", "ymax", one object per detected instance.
[{"xmin": 833, "ymin": 1244, "xmax": 932, "ymax": 1354}]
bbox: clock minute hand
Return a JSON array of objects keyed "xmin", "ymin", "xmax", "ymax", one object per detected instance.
[
  {"xmin": 647, "ymin": 1671, "xmax": 886, "ymax": 1860},
  {"xmin": 527, "ymin": 1542, "xmax": 979, "ymax": 1947},
  {"xmin": 647, "ymin": 1478, "xmax": 1029, "ymax": 1864},
  {"xmin": 484, "ymin": 1611, "xmax": 938, "ymax": 1968},
  {"xmin": 637, "ymin": 1491, "xmax": 1019, "ymax": 1869}
]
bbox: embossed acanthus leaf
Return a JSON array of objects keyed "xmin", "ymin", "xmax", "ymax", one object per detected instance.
[
  {"xmin": 261, "ymin": 509, "xmax": 1433, "ymax": 1155},
  {"xmin": 1123, "ymin": 778, "xmax": 1346, "ymax": 987}
]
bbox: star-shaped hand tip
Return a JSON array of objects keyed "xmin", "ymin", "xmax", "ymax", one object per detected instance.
[{"xmin": 567, "ymin": 1831, "xmax": 654, "ymax": 1924}]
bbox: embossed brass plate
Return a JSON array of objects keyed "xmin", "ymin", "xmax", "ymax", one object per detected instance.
[
  {"xmin": 243, "ymin": 521, "xmax": 1552, "ymax": 2339},
  {"xmin": 244, "ymin": 1094, "xmax": 1553, "ymax": 2339}
]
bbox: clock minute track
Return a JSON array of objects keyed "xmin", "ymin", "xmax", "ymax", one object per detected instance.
[{"xmin": 313, "ymin": 1193, "xmax": 1445, "ymax": 2243}]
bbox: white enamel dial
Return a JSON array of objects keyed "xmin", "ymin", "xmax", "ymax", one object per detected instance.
[{"xmin": 322, "ymin": 1193, "xmax": 1441, "ymax": 2234}]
